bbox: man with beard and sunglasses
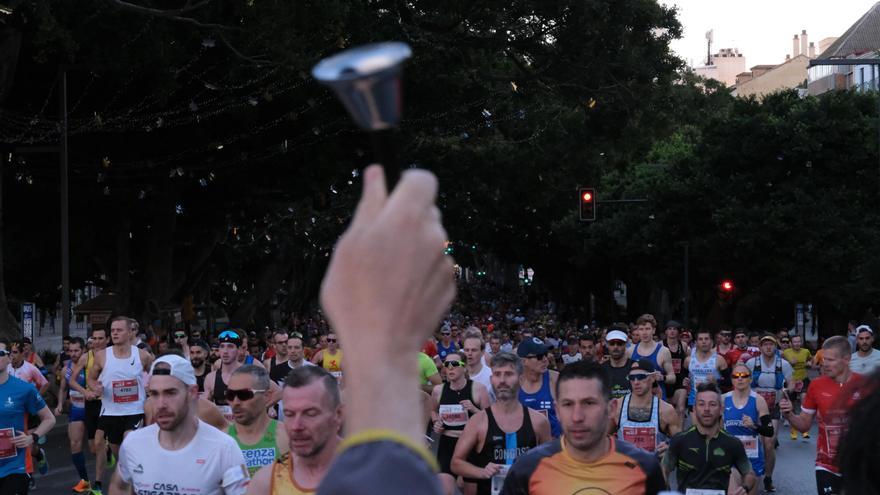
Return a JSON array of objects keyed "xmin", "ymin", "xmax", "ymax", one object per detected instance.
[
  {"xmin": 600, "ymin": 329, "xmax": 635, "ymax": 400},
  {"xmin": 226, "ymin": 365, "xmax": 289, "ymax": 477},
  {"xmin": 246, "ymin": 366, "xmax": 342, "ymax": 495},
  {"xmin": 109, "ymin": 355, "xmax": 249, "ymax": 495}
]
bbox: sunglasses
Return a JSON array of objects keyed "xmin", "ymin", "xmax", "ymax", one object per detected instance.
[
  {"xmin": 290, "ymin": 332, "xmax": 303, "ymax": 339},
  {"xmin": 527, "ymin": 353, "xmax": 548, "ymax": 360},
  {"xmin": 781, "ymin": 340, "xmax": 790, "ymax": 344},
  {"xmin": 732, "ymin": 372, "xmax": 752, "ymax": 379},
  {"xmin": 326, "ymin": 338, "xmax": 337, "ymax": 343},
  {"xmin": 224, "ymin": 388, "xmax": 268, "ymax": 402},
  {"xmin": 219, "ymin": 330, "xmax": 240, "ymax": 339},
  {"xmin": 627, "ymin": 374, "xmax": 650, "ymax": 382},
  {"xmin": 0, "ymin": 349, "xmax": 8, "ymax": 357},
  {"xmin": 174, "ymin": 333, "xmax": 187, "ymax": 339},
  {"xmin": 607, "ymin": 340, "xmax": 626, "ymax": 346},
  {"xmin": 443, "ymin": 360, "xmax": 466, "ymax": 369},
  {"xmin": 440, "ymin": 332, "xmax": 451, "ymax": 336}
]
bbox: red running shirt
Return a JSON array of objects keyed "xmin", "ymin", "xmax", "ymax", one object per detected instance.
[{"xmin": 801, "ymin": 373, "xmax": 865, "ymax": 474}]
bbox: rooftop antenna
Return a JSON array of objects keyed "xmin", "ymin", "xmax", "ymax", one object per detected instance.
[{"xmin": 706, "ymin": 29, "xmax": 714, "ymax": 66}]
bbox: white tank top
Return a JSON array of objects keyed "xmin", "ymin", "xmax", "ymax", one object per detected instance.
[
  {"xmin": 100, "ymin": 345, "xmax": 146, "ymax": 416},
  {"xmin": 617, "ymin": 394, "xmax": 664, "ymax": 452}
]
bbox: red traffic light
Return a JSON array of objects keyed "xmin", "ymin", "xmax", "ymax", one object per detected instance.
[
  {"xmin": 578, "ymin": 187, "xmax": 596, "ymax": 221},
  {"xmin": 721, "ymin": 280, "xmax": 734, "ymax": 292},
  {"xmin": 582, "ymin": 191, "xmax": 593, "ymax": 202}
]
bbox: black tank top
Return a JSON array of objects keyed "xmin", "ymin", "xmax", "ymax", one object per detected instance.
[
  {"xmin": 439, "ymin": 379, "xmax": 475, "ymax": 432},
  {"xmin": 213, "ymin": 370, "xmax": 229, "ymax": 405},
  {"xmin": 666, "ymin": 340, "xmax": 688, "ymax": 385},
  {"xmin": 195, "ymin": 367, "xmax": 209, "ymax": 393},
  {"xmin": 474, "ymin": 405, "xmax": 537, "ymax": 495},
  {"xmin": 269, "ymin": 357, "xmax": 293, "ymax": 385}
]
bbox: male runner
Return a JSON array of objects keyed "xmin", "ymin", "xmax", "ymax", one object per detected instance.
[
  {"xmin": 663, "ymin": 320, "xmax": 690, "ymax": 417},
  {"xmin": 683, "ymin": 329, "xmax": 728, "ymax": 410},
  {"xmin": 850, "ymin": 324, "xmax": 880, "ymax": 374},
  {"xmin": 431, "ymin": 351, "xmax": 490, "ymax": 495},
  {"xmin": 663, "ymin": 382, "xmax": 755, "ymax": 494},
  {"xmin": 205, "ymin": 330, "xmax": 247, "ymax": 424},
  {"xmin": 0, "ymin": 339, "xmax": 56, "ymax": 495},
  {"xmin": 436, "ymin": 325, "xmax": 458, "ymax": 362},
  {"xmin": 311, "ymin": 332, "xmax": 343, "ymax": 383},
  {"xmin": 462, "ymin": 331, "xmax": 494, "ymax": 402},
  {"xmin": 728, "ymin": 328, "xmax": 759, "ymax": 366},
  {"xmin": 600, "ymin": 328, "xmax": 635, "ymax": 400},
  {"xmin": 723, "ymin": 362, "xmax": 773, "ymax": 495},
  {"xmin": 19, "ymin": 338, "xmax": 44, "ymax": 369},
  {"xmin": 190, "ymin": 340, "xmax": 211, "ymax": 397},
  {"xmin": 226, "ymin": 365, "xmax": 289, "ymax": 476},
  {"xmin": 560, "ymin": 337, "xmax": 582, "ymax": 366},
  {"xmin": 264, "ymin": 330, "xmax": 293, "ymax": 387},
  {"xmin": 716, "ymin": 329, "xmax": 735, "ymax": 369},
  {"xmin": 246, "ymin": 366, "xmax": 343, "ymax": 495},
  {"xmin": 451, "ymin": 352, "xmax": 551, "ymax": 495},
  {"xmin": 626, "ymin": 314, "xmax": 676, "ymax": 397},
  {"xmin": 68, "ymin": 327, "xmax": 111, "ymax": 493},
  {"xmin": 87, "ymin": 316, "xmax": 154, "ymax": 466},
  {"xmin": 517, "ymin": 337, "xmax": 561, "ymax": 437},
  {"xmin": 780, "ymin": 336, "xmax": 865, "ymax": 495},
  {"xmin": 502, "ymin": 359, "xmax": 665, "ymax": 495},
  {"xmin": 744, "ymin": 334, "xmax": 792, "ymax": 493},
  {"xmin": 782, "ymin": 334, "xmax": 813, "ymax": 440},
  {"xmin": 171, "ymin": 329, "xmax": 191, "ymax": 359},
  {"xmin": 611, "ymin": 360, "xmax": 681, "ymax": 454},
  {"xmin": 7, "ymin": 342, "xmax": 48, "ymax": 395},
  {"xmin": 55, "ymin": 337, "xmax": 94, "ymax": 493},
  {"xmin": 108, "ymin": 355, "xmax": 249, "ymax": 495},
  {"xmin": 485, "ymin": 335, "xmax": 502, "ymax": 363}
]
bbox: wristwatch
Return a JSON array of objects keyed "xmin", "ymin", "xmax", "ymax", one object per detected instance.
[{"xmin": 31, "ymin": 433, "xmax": 40, "ymax": 445}]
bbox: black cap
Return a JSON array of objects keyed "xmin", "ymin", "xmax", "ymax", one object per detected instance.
[
  {"xmin": 630, "ymin": 359, "xmax": 656, "ymax": 374},
  {"xmin": 665, "ymin": 320, "xmax": 682, "ymax": 330}
]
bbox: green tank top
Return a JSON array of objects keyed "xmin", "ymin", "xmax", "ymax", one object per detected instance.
[{"xmin": 227, "ymin": 419, "xmax": 279, "ymax": 476}]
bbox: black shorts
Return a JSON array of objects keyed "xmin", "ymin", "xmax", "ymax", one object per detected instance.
[
  {"xmin": 99, "ymin": 414, "xmax": 144, "ymax": 445},
  {"xmin": 85, "ymin": 400, "xmax": 102, "ymax": 440},
  {"xmin": 437, "ymin": 434, "xmax": 459, "ymax": 475},
  {"xmin": 0, "ymin": 473, "xmax": 29, "ymax": 495},
  {"xmin": 816, "ymin": 470, "xmax": 842, "ymax": 495}
]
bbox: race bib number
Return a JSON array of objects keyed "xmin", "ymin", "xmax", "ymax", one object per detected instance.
[
  {"xmin": 439, "ymin": 404, "xmax": 468, "ymax": 427},
  {"xmin": 0, "ymin": 428, "xmax": 16, "ymax": 459},
  {"xmin": 219, "ymin": 404, "xmax": 235, "ymax": 423},
  {"xmin": 672, "ymin": 358, "xmax": 682, "ymax": 374},
  {"xmin": 70, "ymin": 390, "xmax": 85, "ymax": 408},
  {"xmin": 736, "ymin": 435, "xmax": 759, "ymax": 458},
  {"xmin": 825, "ymin": 425, "xmax": 844, "ymax": 458},
  {"xmin": 685, "ymin": 490, "xmax": 724, "ymax": 495},
  {"xmin": 330, "ymin": 371, "xmax": 343, "ymax": 383},
  {"xmin": 112, "ymin": 379, "xmax": 139, "ymax": 403},
  {"xmin": 490, "ymin": 465, "xmax": 509, "ymax": 495},
  {"xmin": 757, "ymin": 389, "xmax": 776, "ymax": 409},
  {"xmin": 622, "ymin": 426, "xmax": 657, "ymax": 452}
]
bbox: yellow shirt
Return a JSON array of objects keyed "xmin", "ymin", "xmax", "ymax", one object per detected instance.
[
  {"xmin": 270, "ymin": 454, "xmax": 314, "ymax": 494},
  {"xmin": 783, "ymin": 348, "xmax": 812, "ymax": 381},
  {"xmin": 322, "ymin": 349, "xmax": 343, "ymax": 372}
]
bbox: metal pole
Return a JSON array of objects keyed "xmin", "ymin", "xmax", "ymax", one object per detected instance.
[
  {"xmin": 60, "ymin": 69, "xmax": 70, "ymax": 338},
  {"xmin": 683, "ymin": 242, "xmax": 690, "ymax": 328}
]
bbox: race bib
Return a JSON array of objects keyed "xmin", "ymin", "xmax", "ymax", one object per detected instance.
[
  {"xmin": 219, "ymin": 404, "xmax": 235, "ymax": 423},
  {"xmin": 330, "ymin": 371, "xmax": 343, "ymax": 383},
  {"xmin": 685, "ymin": 490, "xmax": 724, "ymax": 495},
  {"xmin": 757, "ymin": 389, "xmax": 776, "ymax": 409},
  {"xmin": 622, "ymin": 426, "xmax": 657, "ymax": 452},
  {"xmin": 825, "ymin": 424, "xmax": 844, "ymax": 458},
  {"xmin": 112, "ymin": 379, "xmax": 139, "ymax": 403},
  {"xmin": 490, "ymin": 465, "xmax": 509, "ymax": 495},
  {"xmin": 0, "ymin": 428, "xmax": 16, "ymax": 459},
  {"xmin": 439, "ymin": 404, "xmax": 468, "ymax": 427},
  {"xmin": 672, "ymin": 358, "xmax": 682, "ymax": 374},
  {"xmin": 70, "ymin": 390, "xmax": 85, "ymax": 408},
  {"xmin": 736, "ymin": 435, "xmax": 759, "ymax": 459}
]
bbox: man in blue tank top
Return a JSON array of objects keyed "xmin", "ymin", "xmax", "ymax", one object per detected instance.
[
  {"xmin": 516, "ymin": 337, "xmax": 562, "ymax": 437},
  {"xmin": 626, "ymin": 314, "xmax": 676, "ymax": 398},
  {"xmin": 723, "ymin": 362, "xmax": 774, "ymax": 495}
]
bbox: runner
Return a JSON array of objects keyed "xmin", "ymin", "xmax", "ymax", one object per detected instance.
[
  {"xmin": 54, "ymin": 337, "xmax": 94, "ymax": 493},
  {"xmin": 744, "ymin": 334, "xmax": 792, "ymax": 493},
  {"xmin": 849, "ymin": 324, "xmax": 880, "ymax": 374},
  {"xmin": 782, "ymin": 334, "xmax": 813, "ymax": 440},
  {"xmin": 205, "ymin": 330, "xmax": 247, "ymax": 424},
  {"xmin": 451, "ymin": 352, "xmax": 551, "ymax": 495},
  {"xmin": 19, "ymin": 339, "xmax": 44, "ymax": 369},
  {"xmin": 611, "ymin": 359, "xmax": 681, "ymax": 454},
  {"xmin": 264, "ymin": 330, "xmax": 293, "ymax": 386},
  {"xmin": 716, "ymin": 329, "xmax": 735, "ymax": 369},
  {"xmin": 600, "ymin": 329, "xmax": 635, "ymax": 400},
  {"xmin": 246, "ymin": 366, "xmax": 343, "ymax": 495},
  {"xmin": 108, "ymin": 355, "xmax": 249, "ymax": 495},
  {"xmin": 663, "ymin": 382, "xmax": 755, "ymax": 494},
  {"xmin": 87, "ymin": 316, "xmax": 154, "ymax": 465},
  {"xmin": 517, "ymin": 337, "xmax": 561, "ymax": 437},
  {"xmin": 683, "ymin": 329, "xmax": 727, "ymax": 412},
  {"xmin": 485, "ymin": 334, "xmax": 502, "ymax": 363},
  {"xmin": 311, "ymin": 332, "xmax": 343, "ymax": 383},
  {"xmin": 728, "ymin": 328, "xmax": 759, "ymax": 366},
  {"xmin": 190, "ymin": 340, "xmax": 211, "ymax": 398},
  {"xmin": 780, "ymin": 336, "xmax": 866, "ymax": 495},
  {"xmin": 436, "ymin": 325, "xmax": 458, "ymax": 362},
  {"xmin": 578, "ymin": 334, "xmax": 597, "ymax": 362},
  {"xmin": 462, "ymin": 331, "xmax": 494, "ymax": 402},
  {"xmin": 0, "ymin": 338, "xmax": 56, "ymax": 495},
  {"xmin": 68, "ymin": 327, "xmax": 111, "ymax": 494},
  {"xmin": 502, "ymin": 359, "xmax": 666, "ymax": 495},
  {"xmin": 560, "ymin": 337, "xmax": 582, "ymax": 366},
  {"xmin": 171, "ymin": 329, "xmax": 191, "ymax": 359},
  {"xmin": 722, "ymin": 362, "xmax": 773, "ymax": 495},
  {"xmin": 431, "ymin": 351, "xmax": 490, "ymax": 495},
  {"xmin": 7, "ymin": 341, "xmax": 50, "ymax": 483},
  {"xmin": 663, "ymin": 320, "xmax": 690, "ymax": 418},
  {"xmin": 226, "ymin": 365, "xmax": 289, "ymax": 476},
  {"xmin": 626, "ymin": 314, "xmax": 676, "ymax": 398}
]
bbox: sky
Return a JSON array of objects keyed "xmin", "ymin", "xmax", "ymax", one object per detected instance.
[{"xmin": 662, "ymin": 0, "xmax": 878, "ymax": 68}]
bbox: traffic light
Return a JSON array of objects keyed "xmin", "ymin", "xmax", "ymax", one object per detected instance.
[
  {"xmin": 720, "ymin": 279, "xmax": 734, "ymax": 293},
  {"xmin": 579, "ymin": 187, "xmax": 596, "ymax": 221}
]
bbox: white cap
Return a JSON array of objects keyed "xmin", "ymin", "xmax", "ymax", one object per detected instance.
[
  {"xmin": 150, "ymin": 354, "xmax": 197, "ymax": 386},
  {"xmin": 605, "ymin": 330, "xmax": 628, "ymax": 342},
  {"xmin": 856, "ymin": 325, "xmax": 874, "ymax": 335}
]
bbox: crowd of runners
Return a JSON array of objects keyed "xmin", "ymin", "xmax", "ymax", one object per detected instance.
[{"xmin": 1, "ymin": 167, "xmax": 880, "ymax": 495}]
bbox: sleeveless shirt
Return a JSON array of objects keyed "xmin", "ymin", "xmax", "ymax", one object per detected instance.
[
  {"xmin": 439, "ymin": 379, "xmax": 475, "ymax": 432},
  {"xmin": 474, "ymin": 405, "xmax": 537, "ymax": 495},
  {"xmin": 228, "ymin": 419, "xmax": 280, "ymax": 476},
  {"xmin": 270, "ymin": 453, "xmax": 315, "ymax": 494},
  {"xmin": 518, "ymin": 371, "xmax": 561, "ymax": 437},
  {"xmin": 99, "ymin": 345, "xmax": 145, "ymax": 416},
  {"xmin": 617, "ymin": 394, "xmax": 667, "ymax": 452}
]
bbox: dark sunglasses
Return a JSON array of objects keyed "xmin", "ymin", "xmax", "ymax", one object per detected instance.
[
  {"xmin": 443, "ymin": 360, "xmax": 465, "ymax": 369},
  {"xmin": 527, "ymin": 353, "xmax": 548, "ymax": 360},
  {"xmin": 224, "ymin": 388, "xmax": 267, "ymax": 402},
  {"xmin": 326, "ymin": 338, "xmax": 337, "ymax": 343},
  {"xmin": 607, "ymin": 340, "xmax": 626, "ymax": 346},
  {"xmin": 732, "ymin": 372, "xmax": 751, "ymax": 379},
  {"xmin": 440, "ymin": 332, "xmax": 451, "ymax": 336},
  {"xmin": 781, "ymin": 340, "xmax": 790, "ymax": 344},
  {"xmin": 290, "ymin": 331, "xmax": 303, "ymax": 339},
  {"xmin": 0, "ymin": 349, "xmax": 9, "ymax": 357},
  {"xmin": 174, "ymin": 333, "xmax": 187, "ymax": 339},
  {"xmin": 627, "ymin": 374, "xmax": 650, "ymax": 382}
]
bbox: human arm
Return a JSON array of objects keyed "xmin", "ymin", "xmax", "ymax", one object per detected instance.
[
  {"xmin": 531, "ymin": 409, "xmax": 552, "ymax": 444},
  {"xmin": 203, "ymin": 370, "xmax": 216, "ymax": 402},
  {"xmin": 246, "ymin": 464, "xmax": 272, "ymax": 495},
  {"xmin": 108, "ymin": 469, "xmax": 132, "ymax": 495},
  {"xmin": 660, "ymin": 401, "xmax": 682, "ymax": 437},
  {"xmin": 312, "ymin": 350, "xmax": 324, "ymax": 368},
  {"xmin": 473, "ymin": 382, "xmax": 490, "ymax": 411},
  {"xmin": 68, "ymin": 354, "xmax": 90, "ymax": 396},
  {"xmin": 219, "ymin": 439, "xmax": 250, "ymax": 494},
  {"xmin": 12, "ymin": 403, "xmax": 55, "ymax": 448},
  {"xmin": 451, "ymin": 414, "xmax": 498, "ymax": 479},
  {"xmin": 659, "ymin": 348, "xmax": 676, "ymax": 385},
  {"xmin": 86, "ymin": 352, "xmax": 104, "ymax": 400},
  {"xmin": 660, "ymin": 437, "xmax": 678, "ymax": 483},
  {"xmin": 730, "ymin": 440, "xmax": 755, "ymax": 495},
  {"xmin": 55, "ymin": 370, "xmax": 68, "ymax": 415},
  {"xmin": 140, "ymin": 348, "xmax": 154, "ymax": 372},
  {"xmin": 198, "ymin": 398, "xmax": 228, "ymax": 431},
  {"xmin": 779, "ymin": 392, "xmax": 815, "ymax": 432},
  {"xmin": 430, "ymin": 385, "xmax": 443, "ymax": 432}
]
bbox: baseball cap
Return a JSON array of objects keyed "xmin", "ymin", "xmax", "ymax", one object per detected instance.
[
  {"xmin": 150, "ymin": 354, "xmax": 197, "ymax": 386},
  {"xmin": 856, "ymin": 324, "xmax": 874, "ymax": 335},
  {"xmin": 760, "ymin": 335, "xmax": 778, "ymax": 345},
  {"xmin": 517, "ymin": 337, "xmax": 551, "ymax": 358},
  {"xmin": 191, "ymin": 339, "xmax": 210, "ymax": 352},
  {"xmin": 665, "ymin": 320, "xmax": 682, "ymax": 329},
  {"xmin": 605, "ymin": 330, "xmax": 628, "ymax": 342},
  {"xmin": 630, "ymin": 359, "xmax": 656, "ymax": 374}
]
